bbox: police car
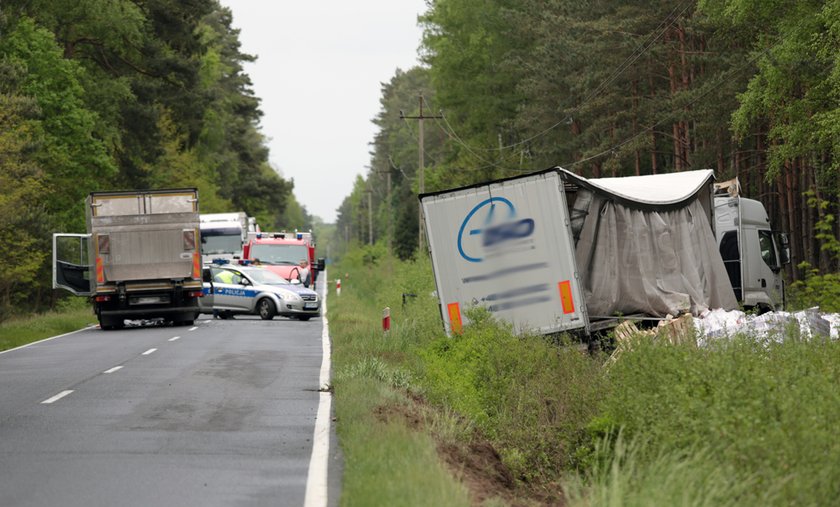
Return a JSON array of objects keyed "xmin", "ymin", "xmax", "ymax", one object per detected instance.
[{"xmin": 199, "ymin": 264, "xmax": 320, "ymax": 320}]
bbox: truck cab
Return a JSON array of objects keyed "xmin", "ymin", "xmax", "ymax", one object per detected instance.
[
  {"xmin": 242, "ymin": 232, "xmax": 325, "ymax": 287},
  {"xmin": 715, "ymin": 196, "xmax": 790, "ymax": 311},
  {"xmin": 199, "ymin": 212, "xmax": 249, "ymax": 264}
]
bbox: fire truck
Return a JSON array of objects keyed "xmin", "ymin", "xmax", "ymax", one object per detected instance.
[{"xmin": 242, "ymin": 231, "xmax": 325, "ymax": 287}]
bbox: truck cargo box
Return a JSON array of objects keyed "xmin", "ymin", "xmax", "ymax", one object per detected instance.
[{"xmin": 421, "ymin": 170, "xmax": 589, "ymax": 336}]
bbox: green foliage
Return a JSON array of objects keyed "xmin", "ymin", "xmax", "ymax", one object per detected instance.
[
  {"xmin": 598, "ymin": 335, "xmax": 840, "ymax": 505},
  {"xmin": 420, "ymin": 308, "xmax": 604, "ymax": 481},
  {"xmin": 0, "ymin": 298, "xmax": 95, "ymax": 351},
  {"xmin": 787, "ymin": 193, "xmax": 840, "ymax": 312},
  {"xmin": 788, "ymin": 263, "xmax": 840, "ymax": 312},
  {"xmin": 0, "ymin": 2, "xmax": 294, "ymax": 315},
  {"xmin": 565, "ymin": 435, "xmax": 772, "ymax": 507}
]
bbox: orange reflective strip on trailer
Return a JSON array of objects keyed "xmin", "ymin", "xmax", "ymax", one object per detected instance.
[
  {"xmin": 447, "ymin": 302, "xmax": 463, "ymax": 334},
  {"xmin": 558, "ymin": 280, "xmax": 575, "ymax": 314},
  {"xmin": 192, "ymin": 252, "xmax": 201, "ymax": 279},
  {"xmin": 95, "ymin": 257, "xmax": 105, "ymax": 284}
]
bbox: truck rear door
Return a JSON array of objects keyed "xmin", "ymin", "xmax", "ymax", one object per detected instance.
[
  {"xmin": 53, "ymin": 234, "xmax": 92, "ymax": 296},
  {"xmin": 421, "ymin": 170, "xmax": 588, "ymax": 336}
]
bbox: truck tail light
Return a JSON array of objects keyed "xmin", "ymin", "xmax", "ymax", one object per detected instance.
[
  {"xmin": 187, "ymin": 290, "xmax": 204, "ymax": 298},
  {"xmin": 95, "ymin": 295, "xmax": 111, "ymax": 302},
  {"xmin": 192, "ymin": 252, "xmax": 201, "ymax": 279},
  {"xmin": 97, "ymin": 234, "xmax": 110, "ymax": 254},
  {"xmin": 183, "ymin": 229, "xmax": 196, "ymax": 250},
  {"xmin": 95, "ymin": 257, "xmax": 105, "ymax": 284}
]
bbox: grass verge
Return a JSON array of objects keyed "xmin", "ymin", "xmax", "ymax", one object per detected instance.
[
  {"xmin": 329, "ymin": 244, "xmax": 840, "ymax": 506},
  {"xmin": 0, "ymin": 298, "xmax": 96, "ymax": 352}
]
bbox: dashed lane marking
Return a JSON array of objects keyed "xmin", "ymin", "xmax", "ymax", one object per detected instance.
[
  {"xmin": 103, "ymin": 366, "xmax": 123, "ymax": 374},
  {"xmin": 41, "ymin": 390, "xmax": 74, "ymax": 404},
  {"xmin": 141, "ymin": 348, "xmax": 157, "ymax": 356},
  {"xmin": 168, "ymin": 336, "xmax": 181, "ymax": 342}
]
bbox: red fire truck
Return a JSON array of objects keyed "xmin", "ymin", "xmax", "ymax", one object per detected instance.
[{"xmin": 242, "ymin": 231, "xmax": 325, "ymax": 287}]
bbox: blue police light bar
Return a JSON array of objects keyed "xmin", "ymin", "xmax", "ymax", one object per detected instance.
[
  {"xmin": 256, "ymin": 233, "xmax": 262, "ymax": 239},
  {"xmin": 238, "ymin": 259, "xmax": 253, "ymax": 266},
  {"xmin": 296, "ymin": 233, "xmax": 303, "ymax": 240},
  {"xmin": 211, "ymin": 258, "xmax": 230, "ymax": 265}
]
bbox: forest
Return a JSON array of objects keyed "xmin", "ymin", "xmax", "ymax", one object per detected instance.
[
  {"xmin": 335, "ymin": 0, "xmax": 839, "ymax": 288},
  {"xmin": 0, "ymin": 0, "xmax": 312, "ymax": 318},
  {"xmin": 1, "ymin": 0, "xmax": 838, "ymax": 318}
]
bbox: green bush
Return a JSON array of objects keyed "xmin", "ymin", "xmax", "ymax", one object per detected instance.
[
  {"xmin": 420, "ymin": 308, "xmax": 604, "ymax": 482},
  {"xmin": 787, "ymin": 263, "xmax": 840, "ymax": 312},
  {"xmin": 597, "ymin": 334, "xmax": 840, "ymax": 505}
]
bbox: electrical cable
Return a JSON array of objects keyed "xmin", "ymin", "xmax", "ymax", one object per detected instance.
[{"xmin": 431, "ymin": 0, "xmax": 695, "ymax": 154}]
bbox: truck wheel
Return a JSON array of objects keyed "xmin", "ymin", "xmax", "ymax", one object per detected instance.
[
  {"xmin": 99, "ymin": 316, "xmax": 123, "ymax": 330},
  {"xmin": 257, "ymin": 299, "xmax": 276, "ymax": 320}
]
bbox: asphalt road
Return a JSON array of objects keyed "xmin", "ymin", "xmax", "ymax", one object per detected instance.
[{"xmin": 0, "ymin": 295, "xmax": 341, "ymax": 506}]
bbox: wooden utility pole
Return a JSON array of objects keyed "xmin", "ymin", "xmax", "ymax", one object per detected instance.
[
  {"xmin": 401, "ymin": 95, "xmax": 442, "ymax": 251},
  {"xmin": 376, "ymin": 165, "xmax": 393, "ymax": 253},
  {"xmin": 366, "ymin": 187, "xmax": 373, "ymax": 245}
]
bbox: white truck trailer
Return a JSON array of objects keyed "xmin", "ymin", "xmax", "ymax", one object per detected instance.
[
  {"xmin": 199, "ymin": 212, "xmax": 249, "ymax": 264},
  {"xmin": 53, "ymin": 189, "xmax": 203, "ymax": 329},
  {"xmin": 420, "ymin": 168, "xmax": 785, "ymax": 336}
]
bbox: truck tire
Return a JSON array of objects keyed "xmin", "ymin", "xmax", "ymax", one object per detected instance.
[
  {"xmin": 99, "ymin": 316, "xmax": 124, "ymax": 330},
  {"xmin": 257, "ymin": 299, "xmax": 276, "ymax": 320}
]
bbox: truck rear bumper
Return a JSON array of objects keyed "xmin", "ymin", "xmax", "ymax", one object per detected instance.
[{"xmin": 98, "ymin": 305, "xmax": 199, "ymax": 318}]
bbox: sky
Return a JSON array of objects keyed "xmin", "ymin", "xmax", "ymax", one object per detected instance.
[{"xmin": 220, "ymin": 1, "xmax": 429, "ymax": 223}]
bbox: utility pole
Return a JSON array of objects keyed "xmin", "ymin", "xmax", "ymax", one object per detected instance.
[
  {"xmin": 401, "ymin": 95, "xmax": 442, "ymax": 252},
  {"xmin": 367, "ymin": 187, "xmax": 373, "ymax": 245},
  {"xmin": 377, "ymin": 164, "xmax": 394, "ymax": 253}
]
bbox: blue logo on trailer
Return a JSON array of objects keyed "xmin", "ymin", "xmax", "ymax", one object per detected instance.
[{"xmin": 457, "ymin": 197, "xmax": 535, "ymax": 263}]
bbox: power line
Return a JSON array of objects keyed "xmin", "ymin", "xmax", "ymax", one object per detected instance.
[
  {"xmin": 563, "ymin": 47, "xmax": 769, "ymax": 169},
  {"xmin": 432, "ymin": 0, "xmax": 695, "ymax": 155}
]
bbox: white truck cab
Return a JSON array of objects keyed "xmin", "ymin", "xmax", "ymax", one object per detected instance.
[{"xmin": 714, "ymin": 196, "xmax": 790, "ymax": 311}]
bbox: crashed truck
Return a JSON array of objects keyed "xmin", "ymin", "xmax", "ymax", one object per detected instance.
[
  {"xmin": 419, "ymin": 168, "xmax": 788, "ymax": 337},
  {"xmin": 53, "ymin": 189, "xmax": 204, "ymax": 330}
]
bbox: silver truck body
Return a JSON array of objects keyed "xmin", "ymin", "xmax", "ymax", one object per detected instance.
[{"xmin": 54, "ymin": 189, "xmax": 202, "ymax": 329}]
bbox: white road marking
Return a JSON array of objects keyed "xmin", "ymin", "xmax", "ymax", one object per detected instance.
[
  {"xmin": 168, "ymin": 336, "xmax": 181, "ymax": 342},
  {"xmin": 305, "ymin": 269, "xmax": 331, "ymax": 507},
  {"xmin": 41, "ymin": 390, "xmax": 74, "ymax": 404},
  {"xmin": 141, "ymin": 348, "xmax": 157, "ymax": 355},
  {"xmin": 103, "ymin": 366, "xmax": 123, "ymax": 374},
  {"xmin": 0, "ymin": 325, "xmax": 95, "ymax": 356},
  {"xmin": 188, "ymin": 326, "xmax": 198, "ymax": 331}
]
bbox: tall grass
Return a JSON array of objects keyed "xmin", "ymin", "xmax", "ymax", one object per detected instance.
[
  {"xmin": 592, "ymin": 333, "xmax": 840, "ymax": 505},
  {"xmin": 329, "ymin": 247, "xmax": 472, "ymax": 506},
  {"xmin": 0, "ymin": 298, "xmax": 95, "ymax": 352},
  {"xmin": 331, "ymin": 246, "xmax": 840, "ymax": 506}
]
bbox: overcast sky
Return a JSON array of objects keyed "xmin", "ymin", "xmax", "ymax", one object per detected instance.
[{"xmin": 220, "ymin": 1, "xmax": 428, "ymax": 223}]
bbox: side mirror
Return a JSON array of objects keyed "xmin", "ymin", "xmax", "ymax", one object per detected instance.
[
  {"xmin": 241, "ymin": 278, "xmax": 251, "ymax": 286},
  {"xmin": 317, "ymin": 258, "xmax": 326, "ymax": 271},
  {"xmin": 775, "ymin": 232, "xmax": 790, "ymax": 266},
  {"xmin": 290, "ymin": 278, "xmax": 301, "ymax": 285}
]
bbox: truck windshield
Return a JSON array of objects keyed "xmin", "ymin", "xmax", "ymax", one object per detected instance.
[
  {"xmin": 201, "ymin": 228, "xmax": 242, "ymax": 254},
  {"xmin": 250, "ymin": 244, "xmax": 308, "ymax": 265}
]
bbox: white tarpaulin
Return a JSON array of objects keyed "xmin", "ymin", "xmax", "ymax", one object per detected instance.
[{"xmin": 561, "ymin": 169, "xmax": 739, "ymax": 318}]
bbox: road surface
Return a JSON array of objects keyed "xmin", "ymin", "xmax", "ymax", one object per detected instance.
[{"xmin": 0, "ymin": 287, "xmax": 340, "ymax": 506}]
